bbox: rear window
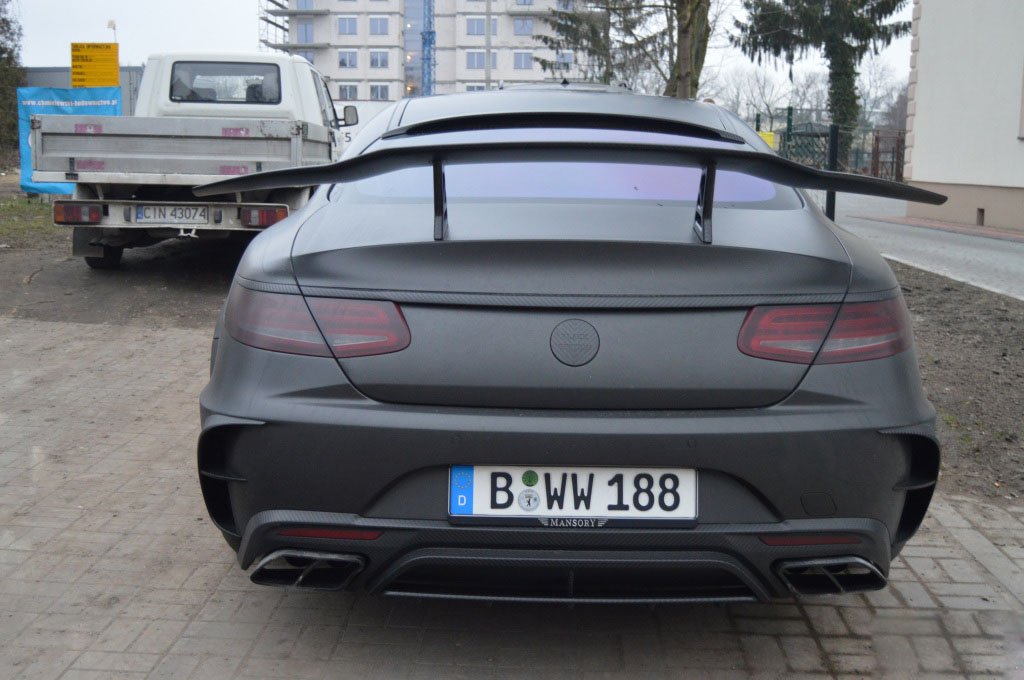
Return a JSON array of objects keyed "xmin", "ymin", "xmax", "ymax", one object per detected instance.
[
  {"xmin": 337, "ymin": 161, "xmax": 791, "ymax": 204},
  {"xmin": 170, "ymin": 61, "xmax": 281, "ymax": 104},
  {"xmin": 324, "ymin": 159, "xmax": 801, "ymax": 246}
]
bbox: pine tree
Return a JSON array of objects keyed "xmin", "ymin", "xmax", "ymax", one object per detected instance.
[
  {"xmin": 540, "ymin": 0, "xmax": 711, "ymax": 98},
  {"xmin": 733, "ymin": 0, "xmax": 909, "ymax": 161}
]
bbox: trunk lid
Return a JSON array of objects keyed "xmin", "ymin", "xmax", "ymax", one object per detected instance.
[{"xmin": 292, "ymin": 240, "xmax": 850, "ymax": 409}]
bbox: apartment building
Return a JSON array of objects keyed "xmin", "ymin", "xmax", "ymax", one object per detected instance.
[{"xmin": 263, "ymin": 0, "xmax": 578, "ymax": 102}]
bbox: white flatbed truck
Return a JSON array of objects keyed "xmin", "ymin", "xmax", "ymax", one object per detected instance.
[{"xmin": 30, "ymin": 52, "xmax": 355, "ymax": 268}]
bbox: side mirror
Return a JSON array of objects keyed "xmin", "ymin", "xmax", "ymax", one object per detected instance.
[{"xmin": 340, "ymin": 105, "xmax": 358, "ymax": 127}]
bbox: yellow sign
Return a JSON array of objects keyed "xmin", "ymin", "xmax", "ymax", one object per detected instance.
[
  {"xmin": 757, "ymin": 130, "xmax": 776, "ymax": 149},
  {"xmin": 71, "ymin": 43, "xmax": 119, "ymax": 88}
]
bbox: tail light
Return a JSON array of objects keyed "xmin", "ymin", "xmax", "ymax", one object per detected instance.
[
  {"xmin": 239, "ymin": 207, "xmax": 288, "ymax": 227},
  {"xmin": 738, "ymin": 297, "xmax": 911, "ymax": 365},
  {"xmin": 225, "ymin": 285, "xmax": 410, "ymax": 358},
  {"xmin": 306, "ymin": 297, "xmax": 411, "ymax": 358},
  {"xmin": 54, "ymin": 202, "xmax": 102, "ymax": 224}
]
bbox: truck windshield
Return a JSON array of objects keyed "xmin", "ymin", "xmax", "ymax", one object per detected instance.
[{"xmin": 170, "ymin": 62, "xmax": 282, "ymax": 104}]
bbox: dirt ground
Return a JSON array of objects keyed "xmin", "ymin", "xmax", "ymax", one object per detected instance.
[
  {"xmin": 893, "ymin": 261, "xmax": 1024, "ymax": 505},
  {"xmin": 0, "ymin": 189, "xmax": 1020, "ymax": 506}
]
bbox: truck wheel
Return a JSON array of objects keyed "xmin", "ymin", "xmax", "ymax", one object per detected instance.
[{"xmin": 84, "ymin": 245, "xmax": 124, "ymax": 269}]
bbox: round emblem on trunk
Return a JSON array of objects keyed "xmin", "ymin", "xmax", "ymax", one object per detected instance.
[{"xmin": 550, "ymin": 319, "xmax": 600, "ymax": 367}]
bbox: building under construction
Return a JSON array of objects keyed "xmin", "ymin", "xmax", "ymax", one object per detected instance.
[{"xmin": 259, "ymin": 0, "xmax": 578, "ymax": 102}]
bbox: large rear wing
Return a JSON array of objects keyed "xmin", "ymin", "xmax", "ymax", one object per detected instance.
[{"xmin": 194, "ymin": 133, "xmax": 946, "ymax": 245}]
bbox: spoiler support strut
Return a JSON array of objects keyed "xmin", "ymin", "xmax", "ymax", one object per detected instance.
[
  {"xmin": 693, "ymin": 161, "xmax": 716, "ymax": 245},
  {"xmin": 432, "ymin": 158, "xmax": 447, "ymax": 241}
]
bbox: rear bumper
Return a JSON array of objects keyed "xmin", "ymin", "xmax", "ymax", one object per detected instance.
[
  {"xmin": 199, "ymin": 334, "xmax": 939, "ymax": 601},
  {"xmin": 237, "ymin": 510, "xmax": 892, "ymax": 601}
]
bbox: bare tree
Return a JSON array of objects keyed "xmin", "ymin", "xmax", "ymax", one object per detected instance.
[
  {"xmin": 788, "ymin": 70, "xmax": 829, "ymax": 124},
  {"xmin": 743, "ymin": 67, "xmax": 790, "ymax": 130},
  {"xmin": 857, "ymin": 53, "xmax": 899, "ymax": 127},
  {"xmin": 881, "ymin": 82, "xmax": 909, "ymax": 130}
]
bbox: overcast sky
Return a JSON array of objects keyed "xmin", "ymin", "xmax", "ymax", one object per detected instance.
[{"xmin": 17, "ymin": 0, "xmax": 912, "ymax": 80}]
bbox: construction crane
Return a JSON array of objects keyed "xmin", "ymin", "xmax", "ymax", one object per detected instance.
[{"xmin": 420, "ymin": 0, "xmax": 436, "ymax": 96}]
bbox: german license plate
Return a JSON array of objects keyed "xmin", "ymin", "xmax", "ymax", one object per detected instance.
[
  {"xmin": 135, "ymin": 205, "xmax": 209, "ymax": 224},
  {"xmin": 449, "ymin": 466, "xmax": 697, "ymax": 521}
]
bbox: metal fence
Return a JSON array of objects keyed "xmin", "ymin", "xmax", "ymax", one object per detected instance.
[
  {"xmin": 777, "ymin": 130, "xmax": 831, "ymax": 169},
  {"xmin": 871, "ymin": 129, "xmax": 907, "ymax": 182}
]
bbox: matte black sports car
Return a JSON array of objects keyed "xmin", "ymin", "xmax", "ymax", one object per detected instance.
[{"xmin": 196, "ymin": 87, "xmax": 945, "ymax": 602}]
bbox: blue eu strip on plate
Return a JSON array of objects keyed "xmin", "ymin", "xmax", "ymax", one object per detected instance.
[{"xmin": 449, "ymin": 466, "xmax": 474, "ymax": 515}]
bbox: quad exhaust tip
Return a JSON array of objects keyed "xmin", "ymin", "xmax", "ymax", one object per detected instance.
[
  {"xmin": 250, "ymin": 549, "xmax": 364, "ymax": 590},
  {"xmin": 777, "ymin": 556, "xmax": 887, "ymax": 596}
]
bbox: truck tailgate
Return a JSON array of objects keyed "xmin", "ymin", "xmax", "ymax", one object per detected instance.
[{"xmin": 31, "ymin": 115, "xmax": 332, "ymax": 186}]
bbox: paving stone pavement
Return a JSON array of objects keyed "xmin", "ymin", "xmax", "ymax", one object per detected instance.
[{"xmin": 0, "ymin": 316, "xmax": 1022, "ymax": 679}]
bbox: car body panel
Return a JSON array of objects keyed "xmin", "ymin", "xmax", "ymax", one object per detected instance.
[{"xmin": 198, "ymin": 88, "xmax": 940, "ymax": 601}]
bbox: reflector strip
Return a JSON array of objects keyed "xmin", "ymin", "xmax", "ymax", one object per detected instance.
[
  {"xmin": 760, "ymin": 535, "xmax": 862, "ymax": 546},
  {"xmin": 277, "ymin": 528, "xmax": 382, "ymax": 540}
]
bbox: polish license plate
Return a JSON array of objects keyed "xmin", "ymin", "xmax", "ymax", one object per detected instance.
[
  {"xmin": 135, "ymin": 205, "xmax": 209, "ymax": 224},
  {"xmin": 449, "ymin": 466, "xmax": 697, "ymax": 522}
]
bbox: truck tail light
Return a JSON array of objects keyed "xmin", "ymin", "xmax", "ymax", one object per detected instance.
[
  {"xmin": 239, "ymin": 207, "xmax": 288, "ymax": 227},
  {"xmin": 54, "ymin": 202, "xmax": 102, "ymax": 224},
  {"xmin": 738, "ymin": 297, "xmax": 912, "ymax": 365},
  {"xmin": 224, "ymin": 285, "xmax": 410, "ymax": 358}
]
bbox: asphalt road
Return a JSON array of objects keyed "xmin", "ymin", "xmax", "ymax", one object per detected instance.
[{"xmin": 827, "ymin": 193, "xmax": 1024, "ymax": 301}]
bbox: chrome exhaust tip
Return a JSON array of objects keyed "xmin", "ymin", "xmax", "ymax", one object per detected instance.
[
  {"xmin": 776, "ymin": 556, "xmax": 886, "ymax": 596},
  {"xmin": 250, "ymin": 549, "xmax": 365, "ymax": 591}
]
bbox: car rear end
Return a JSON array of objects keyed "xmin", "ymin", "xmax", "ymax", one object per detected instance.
[{"xmin": 198, "ymin": 103, "xmax": 939, "ymax": 602}]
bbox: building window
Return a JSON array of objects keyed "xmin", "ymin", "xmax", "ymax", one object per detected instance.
[
  {"xmin": 297, "ymin": 0, "xmax": 314, "ymax": 8},
  {"xmin": 370, "ymin": 84, "xmax": 389, "ymax": 100},
  {"xmin": 338, "ymin": 50, "xmax": 358, "ymax": 68},
  {"xmin": 556, "ymin": 0, "xmax": 573, "ymax": 9},
  {"xmin": 467, "ymin": 17, "xmax": 497, "ymax": 36},
  {"xmin": 370, "ymin": 50, "xmax": 389, "ymax": 68},
  {"xmin": 466, "ymin": 51, "xmax": 497, "ymax": 70},
  {"xmin": 556, "ymin": 51, "xmax": 573, "ymax": 69},
  {"xmin": 466, "ymin": 84, "xmax": 486, "ymax": 92},
  {"xmin": 338, "ymin": 83, "xmax": 358, "ymax": 99},
  {"xmin": 369, "ymin": 16, "xmax": 389, "ymax": 35},
  {"xmin": 513, "ymin": 51, "xmax": 532, "ymax": 70},
  {"xmin": 338, "ymin": 16, "xmax": 357, "ymax": 34},
  {"xmin": 296, "ymin": 50, "xmax": 314, "ymax": 63},
  {"xmin": 513, "ymin": 18, "xmax": 533, "ymax": 35},
  {"xmin": 296, "ymin": 21, "xmax": 314, "ymax": 43}
]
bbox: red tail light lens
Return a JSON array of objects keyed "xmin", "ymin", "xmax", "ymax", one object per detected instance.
[
  {"xmin": 239, "ymin": 207, "xmax": 288, "ymax": 227},
  {"xmin": 225, "ymin": 286, "xmax": 332, "ymax": 356},
  {"xmin": 225, "ymin": 285, "xmax": 410, "ymax": 358},
  {"xmin": 739, "ymin": 298, "xmax": 911, "ymax": 365},
  {"xmin": 738, "ymin": 305, "xmax": 838, "ymax": 364},
  {"xmin": 307, "ymin": 297, "xmax": 411, "ymax": 358},
  {"xmin": 54, "ymin": 202, "xmax": 102, "ymax": 224},
  {"xmin": 816, "ymin": 298, "xmax": 912, "ymax": 364}
]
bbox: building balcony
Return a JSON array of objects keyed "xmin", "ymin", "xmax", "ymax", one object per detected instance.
[
  {"xmin": 263, "ymin": 40, "xmax": 331, "ymax": 50},
  {"xmin": 507, "ymin": 3, "xmax": 552, "ymax": 15},
  {"xmin": 266, "ymin": 8, "xmax": 331, "ymax": 15}
]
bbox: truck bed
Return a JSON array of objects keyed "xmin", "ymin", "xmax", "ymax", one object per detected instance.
[{"xmin": 31, "ymin": 115, "xmax": 333, "ymax": 187}]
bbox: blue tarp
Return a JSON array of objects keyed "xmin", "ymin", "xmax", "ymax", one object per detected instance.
[{"xmin": 17, "ymin": 87, "xmax": 123, "ymax": 194}]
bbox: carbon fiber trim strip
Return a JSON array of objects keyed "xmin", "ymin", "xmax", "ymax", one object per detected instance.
[
  {"xmin": 235, "ymin": 275, "xmax": 302, "ymax": 295},
  {"xmin": 294, "ymin": 286, "xmax": 847, "ymax": 308}
]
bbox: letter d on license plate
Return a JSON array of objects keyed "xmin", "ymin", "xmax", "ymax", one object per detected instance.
[{"xmin": 449, "ymin": 465, "xmax": 696, "ymax": 521}]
